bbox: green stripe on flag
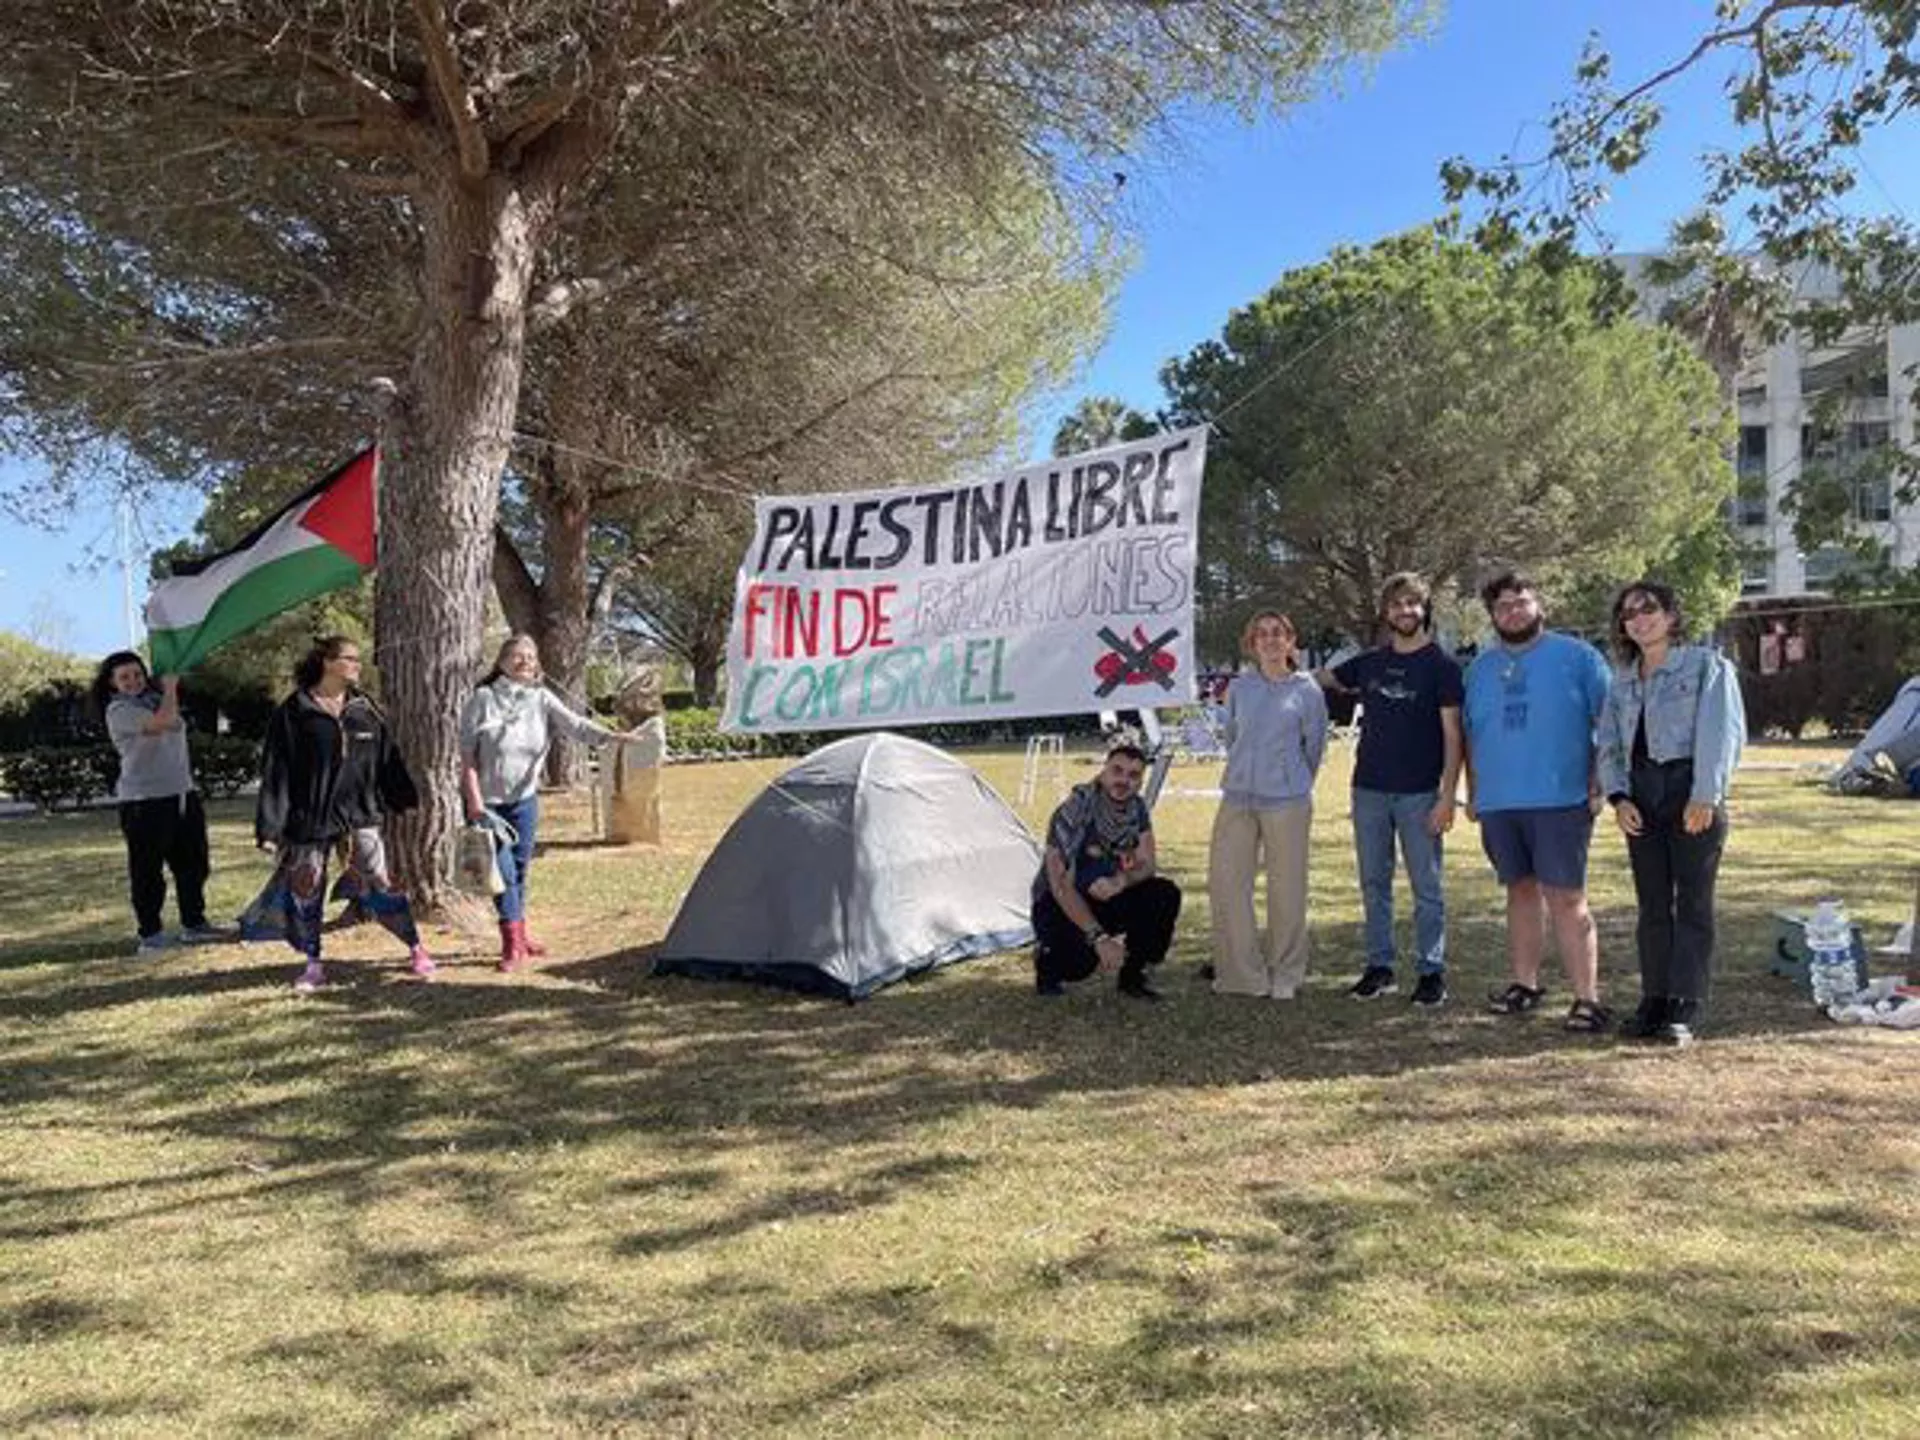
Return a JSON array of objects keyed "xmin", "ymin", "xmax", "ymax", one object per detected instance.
[{"xmin": 149, "ymin": 544, "xmax": 365, "ymax": 674}]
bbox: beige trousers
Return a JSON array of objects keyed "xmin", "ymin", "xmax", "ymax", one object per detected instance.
[{"xmin": 1208, "ymin": 800, "xmax": 1313, "ymax": 997}]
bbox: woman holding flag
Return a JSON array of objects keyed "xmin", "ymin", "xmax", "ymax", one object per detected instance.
[
  {"xmin": 256, "ymin": 635, "xmax": 434, "ymax": 993},
  {"xmin": 94, "ymin": 652, "xmax": 222, "ymax": 954}
]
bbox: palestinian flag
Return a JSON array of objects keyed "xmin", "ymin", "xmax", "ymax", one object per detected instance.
[{"xmin": 146, "ymin": 447, "xmax": 377, "ymax": 674}]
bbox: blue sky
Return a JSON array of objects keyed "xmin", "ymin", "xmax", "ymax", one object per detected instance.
[{"xmin": 5, "ymin": 0, "xmax": 1918, "ymax": 656}]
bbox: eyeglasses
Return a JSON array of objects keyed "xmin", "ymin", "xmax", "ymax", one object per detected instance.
[
  {"xmin": 1619, "ymin": 599, "xmax": 1664, "ymax": 620},
  {"xmin": 1491, "ymin": 595, "xmax": 1536, "ymax": 613},
  {"xmin": 333, "ymin": 653, "xmax": 363, "ymax": 665}
]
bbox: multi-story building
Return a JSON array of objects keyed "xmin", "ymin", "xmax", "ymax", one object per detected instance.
[
  {"xmin": 1729, "ymin": 321, "xmax": 1920, "ymax": 596},
  {"xmin": 1622, "ymin": 255, "xmax": 1920, "ymax": 597}
]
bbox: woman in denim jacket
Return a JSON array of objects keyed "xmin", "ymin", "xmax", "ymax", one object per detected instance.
[{"xmin": 1598, "ymin": 581, "xmax": 1745, "ymax": 1047}]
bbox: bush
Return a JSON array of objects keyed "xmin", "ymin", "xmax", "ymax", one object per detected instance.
[
  {"xmin": 0, "ymin": 734, "xmax": 260, "ymax": 810},
  {"xmin": 660, "ymin": 706, "xmax": 1113, "ymax": 763},
  {"xmin": 0, "ymin": 678, "xmax": 97, "ymax": 751},
  {"xmin": 190, "ymin": 734, "xmax": 261, "ymax": 798},
  {"xmin": 0, "ymin": 745, "xmax": 117, "ymax": 810},
  {"xmin": 1727, "ymin": 598, "xmax": 1920, "ymax": 738}
]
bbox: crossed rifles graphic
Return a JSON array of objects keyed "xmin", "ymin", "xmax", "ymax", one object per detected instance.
[{"xmin": 1093, "ymin": 625, "xmax": 1179, "ymax": 698}]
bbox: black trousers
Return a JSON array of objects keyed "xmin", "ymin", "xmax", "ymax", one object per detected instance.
[
  {"xmin": 1624, "ymin": 760, "xmax": 1725, "ymax": 1008},
  {"xmin": 119, "ymin": 792, "xmax": 210, "ymax": 937},
  {"xmin": 1033, "ymin": 877, "xmax": 1183, "ymax": 987}
]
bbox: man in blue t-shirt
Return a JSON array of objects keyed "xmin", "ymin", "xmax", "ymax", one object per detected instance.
[
  {"xmin": 1319, "ymin": 572, "xmax": 1463, "ymax": 1007},
  {"xmin": 1462, "ymin": 570, "xmax": 1613, "ymax": 1033}
]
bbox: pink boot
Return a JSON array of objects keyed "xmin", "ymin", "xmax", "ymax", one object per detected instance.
[
  {"xmin": 521, "ymin": 917, "xmax": 548, "ymax": 959},
  {"xmin": 498, "ymin": 920, "xmax": 532, "ymax": 973}
]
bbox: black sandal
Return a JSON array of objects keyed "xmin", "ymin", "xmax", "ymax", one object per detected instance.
[
  {"xmin": 1486, "ymin": 982, "xmax": 1545, "ymax": 1015},
  {"xmin": 1563, "ymin": 998, "xmax": 1613, "ymax": 1033}
]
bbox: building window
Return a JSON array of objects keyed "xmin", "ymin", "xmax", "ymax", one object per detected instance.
[
  {"xmin": 1740, "ymin": 552, "xmax": 1771, "ymax": 595},
  {"xmin": 1799, "ymin": 345, "xmax": 1891, "ymax": 401},
  {"xmin": 1732, "ymin": 425, "xmax": 1769, "ymax": 525},
  {"xmin": 1853, "ymin": 474, "xmax": 1893, "ymax": 523},
  {"xmin": 1737, "ymin": 382, "xmax": 1766, "ymax": 407},
  {"xmin": 1801, "ymin": 545, "xmax": 1858, "ymax": 589}
]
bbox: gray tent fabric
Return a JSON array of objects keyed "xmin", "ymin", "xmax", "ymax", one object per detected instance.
[{"xmin": 655, "ymin": 733, "xmax": 1042, "ymax": 999}]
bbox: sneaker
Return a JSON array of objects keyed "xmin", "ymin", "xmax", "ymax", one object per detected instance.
[
  {"xmin": 1118, "ymin": 975, "xmax": 1162, "ymax": 1002},
  {"xmin": 1657, "ymin": 999, "xmax": 1701, "ymax": 1049},
  {"xmin": 408, "ymin": 945, "xmax": 436, "ymax": 980},
  {"xmin": 292, "ymin": 963, "xmax": 326, "ymax": 994},
  {"xmin": 1655, "ymin": 1020, "xmax": 1696, "ymax": 1049},
  {"xmin": 135, "ymin": 932, "xmax": 175, "ymax": 955},
  {"xmin": 1618, "ymin": 996, "xmax": 1667, "ymax": 1041},
  {"xmin": 1035, "ymin": 978, "xmax": 1066, "ymax": 998},
  {"xmin": 1350, "ymin": 966, "xmax": 1397, "ymax": 999},
  {"xmin": 177, "ymin": 923, "xmax": 228, "ymax": 945},
  {"xmin": 1410, "ymin": 972, "xmax": 1448, "ymax": 1008}
]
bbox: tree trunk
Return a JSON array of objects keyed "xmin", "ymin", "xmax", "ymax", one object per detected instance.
[
  {"xmin": 378, "ymin": 171, "xmax": 553, "ymax": 908},
  {"xmin": 535, "ymin": 481, "xmax": 593, "ymax": 786},
  {"xmin": 691, "ymin": 647, "xmax": 723, "ymax": 708}
]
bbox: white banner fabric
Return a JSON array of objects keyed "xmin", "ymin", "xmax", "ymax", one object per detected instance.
[{"xmin": 721, "ymin": 427, "xmax": 1207, "ymax": 734}]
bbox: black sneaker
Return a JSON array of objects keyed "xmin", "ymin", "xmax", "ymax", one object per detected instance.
[
  {"xmin": 1618, "ymin": 996, "xmax": 1667, "ymax": 1041},
  {"xmin": 1409, "ymin": 972, "xmax": 1448, "ymax": 1008},
  {"xmin": 1036, "ymin": 978, "xmax": 1066, "ymax": 998},
  {"xmin": 1350, "ymin": 966, "xmax": 1397, "ymax": 999},
  {"xmin": 1118, "ymin": 975, "xmax": 1162, "ymax": 1002}
]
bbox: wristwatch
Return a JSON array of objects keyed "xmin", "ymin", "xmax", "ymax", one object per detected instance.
[{"xmin": 1084, "ymin": 925, "xmax": 1105, "ymax": 945}]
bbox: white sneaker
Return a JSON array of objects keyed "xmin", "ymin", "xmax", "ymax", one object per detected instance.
[
  {"xmin": 292, "ymin": 963, "xmax": 326, "ymax": 994},
  {"xmin": 135, "ymin": 933, "xmax": 175, "ymax": 955}
]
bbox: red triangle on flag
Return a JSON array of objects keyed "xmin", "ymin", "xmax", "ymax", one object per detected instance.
[{"xmin": 297, "ymin": 448, "xmax": 378, "ymax": 568}]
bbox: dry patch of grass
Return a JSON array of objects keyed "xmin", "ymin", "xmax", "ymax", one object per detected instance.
[{"xmin": 1, "ymin": 742, "xmax": 1916, "ymax": 1437}]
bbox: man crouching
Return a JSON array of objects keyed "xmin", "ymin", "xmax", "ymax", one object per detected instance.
[{"xmin": 1031, "ymin": 742, "xmax": 1183, "ymax": 1001}]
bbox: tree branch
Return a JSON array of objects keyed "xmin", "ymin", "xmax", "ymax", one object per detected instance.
[
  {"xmin": 525, "ymin": 267, "xmax": 641, "ymax": 332},
  {"xmin": 58, "ymin": 335, "xmax": 368, "ymax": 376},
  {"xmin": 410, "ymin": 0, "xmax": 490, "ymax": 181},
  {"xmin": 1571, "ymin": 0, "xmax": 1845, "ymax": 153},
  {"xmin": 491, "ymin": 522, "xmax": 542, "ymax": 635}
]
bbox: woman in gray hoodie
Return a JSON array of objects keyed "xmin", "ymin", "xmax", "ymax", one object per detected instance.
[
  {"xmin": 1207, "ymin": 610, "xmax": 1328, "ymax": 998},
  {"xmin": 460, "ymin": 634, "xmax": 624, "ymax": 970}
]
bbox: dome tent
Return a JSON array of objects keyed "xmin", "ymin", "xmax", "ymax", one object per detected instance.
[{"xmin": 655, "ymin": 733, "xmax": 1042, "ymax": 999}]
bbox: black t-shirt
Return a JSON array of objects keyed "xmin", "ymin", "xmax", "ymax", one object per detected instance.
[{"xmin": 1331, "ymin": 643, "xmax": 1465, "ymax": 794}]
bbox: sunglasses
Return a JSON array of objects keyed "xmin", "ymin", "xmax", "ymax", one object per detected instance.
[{"xmin": 1619, "ymin": 599, "xmax": 1665, "ymax": 620}]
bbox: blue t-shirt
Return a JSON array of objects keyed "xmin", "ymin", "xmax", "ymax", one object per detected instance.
[
  {"xmin": 1332, "ymin": 643, "xmax": 1464, "ymax": 794},
  {"xmin": 1463, "ymin": 632, "xmax": 1611, "ymax": 812}
]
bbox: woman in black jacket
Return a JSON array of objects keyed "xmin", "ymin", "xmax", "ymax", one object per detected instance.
[{"xmin": 256, "ymin": 636, "xmax": 433, "ymax": 992}]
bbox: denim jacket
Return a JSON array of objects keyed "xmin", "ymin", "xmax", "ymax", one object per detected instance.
[{"xmin": 1598, "ymin": 643, "xmax": 1745, "ymax": 807}]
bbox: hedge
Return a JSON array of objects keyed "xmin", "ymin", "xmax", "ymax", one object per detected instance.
[
  {"xmin": 0, "ymin": 735, "xmax": 262, "ymax": 811},
  {"xmin": 660, "ymin": 707, "xmax": 1110, "ymax": 763}
]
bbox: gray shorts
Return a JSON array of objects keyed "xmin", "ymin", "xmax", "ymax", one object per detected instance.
[{"xmin": 1479, "ymin": 805, "xmax": 1593, "ymax": 889}]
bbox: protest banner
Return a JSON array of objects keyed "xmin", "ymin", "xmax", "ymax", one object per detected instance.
[{"xmin": 721, "ymin": 428, "xmax": 1207, "ymax": 733}]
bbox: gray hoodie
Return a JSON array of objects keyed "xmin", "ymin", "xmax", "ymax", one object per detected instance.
[{"xmin": 460, "ymin": 680, "xmax": 617, "ymax": 804}]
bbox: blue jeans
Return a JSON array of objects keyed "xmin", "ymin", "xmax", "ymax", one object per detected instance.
[
  {"xmin": 488, "ymin": 796, "xmax": 539, "ymax": 922},
  {"xmin": 1352, "ymin": 787, "xmax": 1445, "ymax": 975}
]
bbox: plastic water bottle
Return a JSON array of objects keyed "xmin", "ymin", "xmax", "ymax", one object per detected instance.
[{"xmin": 1805, "ymin": 899, "xmax": 1857, "ymax": 1014}]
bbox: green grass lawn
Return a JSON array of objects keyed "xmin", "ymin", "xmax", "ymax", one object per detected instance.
[{"xmin": 2, "ymin": 742, "xmax": 1916, "ymax": 1438}]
